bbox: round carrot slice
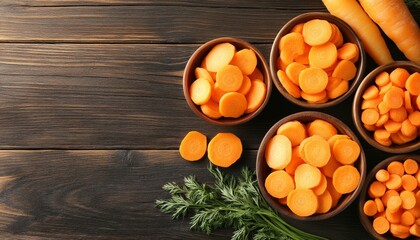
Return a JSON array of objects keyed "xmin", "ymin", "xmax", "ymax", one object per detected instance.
[
  {"xmin": 203, "ymin": 42, "xmax": 236, "ymax": 72},
  {"xmin": 332, "ymin": 165, "xmax": 360, "ymax": 194},
  {"xmin": 299, "ymin": 67, "xmax": 329, "ymax": 94},
  {"xmin": 308, "ymin": 42, "xmax": 338, "ymax": 69},
  {"xmin": 265, "ymin": 170, "xmax": 295, "ymax": 199},
  {"xmin": 265, "ymin": 134, "xmax": 292, "ymax": 170},
  {"xmin": 230, "ymin": 48, "xmax": 257, "ymax": 75},
  {"xmin": 295, "ymin": 163, "xmax": 322, "ymax": 189},
  {"xmin": 179, "ymin": 131, "xmax": 207, "ymax": 161},
  {"xmin": 207, "ymin": 133, "xmax": 242, "ymax": 168},
  {"xmin": 190, "ymin": 78, "xmax": 212, "ymax": 105},
  {"xmin": 245, "ymin": 80, "xmax": 266, "ymax": 113},
  {"xmin": 218, "ymin": 92, "xmax": 247, "ymax": 118},
  {"xmin": 216, "ymin": 64, "xmax": 243, "ymax": 92},
  {"xmin": 302, "ymin": 19, "xmax": 333, "ymax": 46},
  {"xmin": 287, "ymin": 188, "xmax": 318, "ymax": 217},
  {"xmin": 332, "ymin": 138, "xmax": 360, "ymax": 165},
  {"xmin": 303, "ymin": 137, "xmax": 331, "ymax": 167}
]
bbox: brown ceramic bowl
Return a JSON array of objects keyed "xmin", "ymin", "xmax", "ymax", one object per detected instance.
[
  {"xmin": 358, "ymin": 155, "xmax": 420, "ymax": 240},
  {"xmin": 352, "ymin": 61, "xmax": 420, "ymax": 153},
  {"xmin": 270, "ymin": 12, "xmax": 366, "ymax": 108},
  {"xmin": 183, "ymin": 37, "xmax": 272, "ymax": 126},
  {"xmin": 256, "ymin": 111, "xmax": 367, "ymax": 221}
]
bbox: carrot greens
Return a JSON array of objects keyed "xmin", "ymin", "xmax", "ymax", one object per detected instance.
[{"xmin": 156, "ymin": 165, "xmax": 327, "ymax": 240}]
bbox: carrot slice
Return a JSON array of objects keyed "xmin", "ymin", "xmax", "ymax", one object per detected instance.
[
  {"xmin": 332, "ymin": 60, "xmax": 357, "ymax": 81},
  {"xmin": 215, "ymin": 65, "xmax": 243, "ymax": 92},
  {"xmin": 408, "ymin": 111, "xmax": 420, "ymax": 127},
  {"xmin": 373, "ymin": 216, "xmax": 390, "ymax": 235},
  {"xmin": 298, "ymin": 135, "xmax": 323, "ymax": 162},
  {"xmin": 368, "ymin": 181, "xmax": 386, "ymax": 198},
  {"xmin": 390, "ymin": 68, "xmax": 410, "ymax": 88},
  {"xmin": 382, "ymin": 189, "xmax": 399, "ymax": 207},
  {"xmin": 276, "ymin": 120, "xmax": 307, "ymax": 147},
  {"xmin": 287, "ymin": 188, "xmax": 318, "ymax": 217},
  {"xmin": 302, "ymin": 19, "xmax": 333, "ymax": 46},
  {"xmin": 210, "ymin": 85, "xmax": 226, "ymax": 103},
  {"xmin": 295, "ymin": 43, "xmax": 311, "ymax": 65},
  {"xmin": 362, "ymin": 85, "xmax": 380, "ymax": 100},
  {"xmin": 406, "ymin": 72, "xmax": 420, "ymax": 96},
  {"xmin": 249, "ymin": 67, "xmax": 264, "ymax": 82},
  {"xmin": 404, "ymin": 91, "xmax": 413, "ymax": 113},
  {"xmin": 294, "ymin": 163, "xmax": 322, "ymax": 189},
  {"xmin": 218, "ymin": 92, "xmax": 247, "ymax": 118},
  {"xmin": 389, "ymin": 106, "xmax": 407, "ymax": 123},
  {"xmin": 383, "ymin": 86, "xmax": 404, "ymax": 109},
  {"xmin": 375, "ymin": 197, "xmax": 385, "ymax": 213},
  {"xmin": 387, "ymin": 195, "xmax": 402, "ymax": 213},
  {"xmin": 299, "ymin": 67, "xmax": 329, "ymax": 94},
  {"xmin": 361, "ymin": 95, "xmax": 382, "ymax": 110},
  {"xmin": 280, "ymin": 32, "xmax": 305, "ymax": 65},
  {"xmin": 375, "ymin": 71, "xmax": 390, "ymax": 87},
  {"xmin": 327, "ymin": 79, "xmax": 349, "ymax": 99},
  {"xmin": 384, "ymin": 120, "xmax": 402, "ymax": 134},
  {"xmin": 410, "ymin": 223, "xmax": 420, "ymax": 237},
  {"xmin": 388, "ymin": 161, "xmax": 405, "ymax": 176},
  {"xmin": 230, "ymin": 48, "xmax": 257, "ymax": 75},
  {"xmin": 179, "ymin": 131, "xmax": 207, "ymax": 161},
  {"xmin": 285, "ymin": 146, "xmax": 305, "ymax": 175},
  {"xmin": 245, "ymin": 80, "xmax": 266, "ymax": 113},
  {"xmin": 307, "ymin": 119, "xmax": 338, "ymax": 140},
  {"xmin": 400, "ymin": 210, "xmax": 415, "ymax": 226},
  {"xmin": 200, "ymin": 99, "xmax": 222, "ymax": 119},
  {"xmin": 400, "ymin": 190, "xmax": 416, "ymax": 210},
  {"xmin": 363, "ymin": 199, "xmax": 378, "ymax": 216},
  {"xmin": 403, "ymin": 158, "xmax": 419, "ymax": 175},
  {"xmin": 361, "ymin": 108, "xmax": 380, "ymax": 125},
  {"xmin": 385, "ymin": 174, "xmax": 403, "ymax": 190},
  {"xmin": 308, "ymin": 42, "xmax": 338, "ymax": 69},
  {"xmin": 332, "ymin": 165, "xmax": 360, "ymax": 194},
  {"xmin": 190, "ymin": 78, "xmax": 212, "ymax": 105},
  {"xmin": 401, "ymin": 174, "xmax": 418, "ymax": 192},
  {"xmin": 303, "ymin": 136, "xmax": 331, "ymax": 167},
  {"xmin": 265, "ymin": 170, "xmax": 295, "ymax": 199},
  {"xmin": 277, "ymin": 70, "xmax": 301, "ymax": 98},
  {"xmin": 291, "ymin": 23, "xmax": 304, "ymax": 33},
  {"xmin": 329, "ymin": 23, "xmax": 344, "ymax": 48},
  {"xmin": 321, "ymin": 155, "xmax": 342, "ymax": 178},
  {"xmin": 332, "ymin": 138, "xmax": 360, "ymax": 165},
  {"xmin": 327, "ymin": 134, "xmax": 350, "ymax": 148},
  {"xmin": 337, "ymin": 42, "xmax": 359, "ymax": 62},
  {"xmin": 203, "ymin": 42, "xmax": 236, "ymax": 72},
  {"xmin": 207, "ymin": 133, "xmax": 242, "ymax": 168},
  {"xmin": 400, "ymin": 119, "xmax": 417, "ymax": 137},
  {"xmin": 313, "ymin": 173, "xmax": 328, "ymax": 196},
  {"xmin": 316, "ymin": 190, "xmax": 333, "ymax": 213},
  {"xmin": 301, "ymin": 91, "xmax": 328, "ymax": 103},
  {"xmin": 375, "ymin": 169, "xmax": 390, "ymax": 182},
  {"xmin": 195, "ymin": 67, "xmax": 215, "ymax": 87},
  {"xmin": 373, "ymin": 129, "xmax": 391, "ymax": 143},
  {"xmin": 375, "ymin": 113, "xmax": 389, "ymax": 127},
  {"xmin": 237, "ymin": 75, "xmax": 252, "ymax": 96},
  {"xmin": 285, "ymin": 62, "xmax": 307, "ymax": 85},
  {"xmin": 265, "ymin": 134, "xmax": 292, "ymax": 170}
]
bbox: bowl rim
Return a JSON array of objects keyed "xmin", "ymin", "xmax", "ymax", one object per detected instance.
[
  {"xmin": 183, "ymin": 37, "xmax": 272, "ymax": 126},
  {"xmin": 358, "ymin": 154, "xmax": 420, "ymax": 240},
  {"xmin": 269, "ymin": 12, "xmax": 366, "ymax": 108},
  {"xmin": 352, "ymin": 61, "xmax": 420, "ymax": 153},
  {"xmin": 256, "ymin": 111, "xmax": 367, "ymax": 221}
]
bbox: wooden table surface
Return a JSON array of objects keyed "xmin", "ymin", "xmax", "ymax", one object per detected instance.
[{"xmin": 0, "ymin": 1, "xmax": 419, "ymax": 239}]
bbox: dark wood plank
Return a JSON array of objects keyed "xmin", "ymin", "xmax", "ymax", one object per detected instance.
[{"xmin": 0, "ymin": 150, "xmax": 375, "ymax": 239}]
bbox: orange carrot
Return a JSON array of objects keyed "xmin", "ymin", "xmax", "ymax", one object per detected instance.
[
  {"xmin": 179, "ymin": 131, "xmax": 207, "ymax": 161},
  {"xmin": 383, "ymin": 86, "xmax": 405, "ymax": 109},
  {"xmin": 237, "ymin": 75, "xmax": 252, "ymax": 96},
  {"xmin": 375, "ymin": 114, "xmax": 389, "ymax": 127},
  {"xmin": 322, "ymin": 0, "xmax": 393, "ymax": 65},
  {"xmin": 302, "ymin": 136, "xmax": 331, "ymax": 167},
  {"xmin": 385, "ymin": 207, "xmax": 403, "ymax": 223},
  {"xmin": 200, "ymin": 100, "xmax": 222, "ymax": 119},
  {"xmin": 387, "ymin": 195, "xmax": 402, "ymax": 213},
  {"xmin": 265, "ymin": 134, "xmax": 292, "ymax": 170},
  {"xmin": 408, "ymin": 111, "xmax": 420, "ymax": 127},
  {"xmin": 291, "ymin": 23, "xmax": 304, "ymax": 33},
  {"xmin": 287, "ymin": 188, "xmax": 319, "ymax": 217},
  {"xmin": 203, "ymin": 42, "xmax": 236, "ymax": 72},
  {"xmin": 313, "ymin": 174, "xmax": 328, "ymax": 196},
  {"xmin": 329, "ymin": 23, "xmax": 344, "ymax": 48},
  {"xmin": 308, "ymin": 42, "xmax": 337, "ymax": 69},
  {"xmin": 302, "ymin": 19, "xmax": 333, "ymax": 46},
  {"xmin": 361, "ymin": 108, "xmax": 380, "ymax": 125},
  {"xmin": 373, "ymin": 216, "xmax": 390, "ymax": 234},
  {"xmin": 401, "ymin": 174, "xmax": 418, "ymax": 192},
  {"xmin": 332, "ymin": 138, "xmax": 360, "ymax": 165},
  {"xmin": 388, "ymin": 161, "xmax": 405, "ymax": 176},
  {"xmin": 386, "ymin": 174, "xmax": 403, "ymax": 190},
  {"xmin": 375, "ymin": 197, "xmax": 385, "ymax": 213},
  {"xmin": 376, "ymin": 169, "xmax": 390, "ymax": 182},
  {"xmin": 368, "ymin": 181, "xmax": 386, "ymax": 198},
  {"xmin": 285, "ymin": 62, "xmax": 307, "ymax": 85},
  {"xmin": 276, "ymin": 120, "xmax": 307, "ymax": 147},
  {"xmin": 382, "ymin": 189, "xmax": 399, "ymax": 207},
  {"xmin": 337, "ymin": 42, "xmax": 359, "ymax": 62},
  {"xmin": 332, "ymin": 165, "xmax": 361, "ymax": 194},
  {"xmin": 215, "ymin": 65, "xmax": 244, "ymax": 92},
  {"xmin": 285, "ymin": 146, "xmax": 305, "ymax": 175},
  {"xmin": 295, "ymin": 43, "xmax": 311, "ymax": 65},
  {"xmin": 364, "ymin": 199, "xmax": 378, "ymax": 216},
  {"xmin": 277, "ymin": 70, "xmax": 301, "ymax": 98},
  {"xmin": 406, "ymin": 72, "xmax": 420, "ymax": 96},
  {"xmin": 390, "ymin": 68, "xmax": 410, "ymax": 88},
  {"xmin": 401, "ymin": 210, "xmax": 415, "ymax": 226},
  {"xmin": 359, "ymin": 0, "xmax": 420, "ymax": 64},
  {"xmin": 295, "ymin": 163, "xmax": 322, "ymax": 189},
  {"xmin": 326, "ymin": 178, "xmax": 343, "ymax": 208},
  {"xmin": 211, "ymin": 86, "xmax": 226, "ymax": 103},
  {"xmin": 410, "ymin": 224, "xmax": 420, "ymax": 237},
  {"xmin": 327, "ymin": 79, "xmax": 349, "ymax": 99},
  {"xmin": 362, "ymin": 85, "xmax": 380, "ymax": 100},
  {"xmin": 265, "ymin": 170, "xmax": 295, "ymax": 199},
  {"xmin": 245, "ymin": 80, "xmax": 266, "ymax": 113},
  {"xmin": 401, "ymin": 119, "xmax": 417, "ymax": 137},
  {"xmin": 218, "ymin": 92, "xmax": 247, "ymax": 118},
  {"xmin": 376, "ymin": 71, "xmax": 391, "ymax": 87},
  {"xmin": 190, "ymin": 78, "xmax": 212, "ymax": 105},
  {"xmin": 280, "ymin": 32, "xmax": 305, "ymax": 65},
  {"xmin": 389, "ymin": 107, "xmax": 408, "ymax": 123},
  {"xmin": 321, "ymin": 155, "xmax": 342, "ymax": 178},
  {"xmin": 249, "ymin": 67, "xmax": 264, "ymax": 82},
  {"xmin": 403, "ymin": 158, "xmax": 419, "ymax": 175},
  {"xmin": 390, "ymin": 223, "xmax": 411, "ymax": 238},
  {"xmin": 301, "ymin": 91, "xmax": 328, "ymax": 103},
  {"xmin": 400, "ymin": 190, "xmax": 416, "ymax": 210},
  {"xmin": 195, "ymin": 67, "xmax": 215, "ymax": 86},
  {"xmin": 316, "ymin": 190, "xmax": 333, "ymax": 213},
  {"xmin": 299, "ymin": 67, "xmax": 329, "ymax": 94},
  {"xmin": 332, "ymin": 60, "xmax": 357, "ymax": 81},
  {"xmin": 229, "ymin": 48, "xmax": 257, "ymax": 75},
  {"xmin": 207, "ymin": 132, "xmax": 242, "ymax": 168},
  {"xmin": 307, "ymin": 119, "xmax": 338, "ymax": 140}
]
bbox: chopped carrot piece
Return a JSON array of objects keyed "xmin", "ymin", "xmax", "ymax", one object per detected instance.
[
  {"xmin": 249, "ymin": 67, "xmax": 264, "ymax": 82},
  {"xmin": 382, "ymin": 189, "xmax": 399, "ymax": 207},
  {"xmin": 375, "ymin": 197, "xmax": 385, "ymax": 213},
  {"xmin": 408, "ymin": 111, "xmax": 420, "ymax": 127},
  {"xmin": 328, "ymin": 23, "xmax": 344, "ymax": 48},
  {"xmin": 179, "ymin": 131, "xmax": 207, "ymax": 161},
  {"xmin": 203, "ymin": 42, "xmax": 236, "ymax": 72},
  {"xmin": 376, "ymin": 169, "xmax": 390, "ymax": 182},
  {"xmin": 321, "ymin": 155, "xmax": 342, "ymax": 178},
  {"xmin": 327, "ymin": 79, "xmax": 349, "ymax": 99},
  {"xmin": 332, "ymin": 60, "xmax": 357, "ymax": 81},
  {"xmin": 403, "ymin": 159, "xmax": 419, "ymax": 175},
  {"xmin": 195, "ymin": 67, "xmax": 215, "ymax": 87},
  {"xmin": 332, "ymin": 165, "xmax": 360, "ymax": 194},
  {"xmin": 405, "ymin": 72, "xmax": 420, "ymax": 96},
  {"xmin": 230, "ymin": 48, "xmax": 257, "ymax": 75},
  {"xmin": 404, "ymin": 91, "xmax": 413, "ymax": 113},
  {"xmin": 379, "ymin": 81, "xmax": 393, "ymax": 95},
  {"xmin": 362, "ymin": 85, "xmax": 380, "ymax": 100},
  {"xmin": 301, "ymin": 91, "xmax": 328, "ymax": 103},
  {"xmin": 285, "ymin": 62, "xmax": 307, "ymax": 85},
  {"xmin": 237, "ymin": 75, "xmax": 252, "ymax": 95},
  {"xmin": 280, "ymin": 32, "xmax": 305, "ymax": 65},
  {"xmin": 326, "ymin": 177, "xmax": 342, "ymax": 208},
  {"xmin": 375, "ymin": 113, "xmax": 389, "ymax": 127},
  {"xmin": 295, "ymin": 43, "xmax": 311, "ymax": 65},
  {"xmin": 211, "ymin": 85, "xmax": 226, "ymax": 103},
  {"xmin": 383, "ymin": 86, "xmax": 404, "ymax": 109},
  {"xmin": 299, "ymin": 67, "xmax": 329, "ymax": 94},
  {"xmin": 265, "ymin": 134, "xmax": 292, "ymax": 170},
  {"xmin": 200, "ymin": 100, "xmax": 222, "ymax": 119},
  {"xmin": 277, "ymin": 70, "xmax": 301, "ymax": 98},
  {"xmin": 287, "ymin": 188, "xmax": 318, "ymax": 217},
  {"xmin": 302, "ymin": 19, "xmax": 333, "ymax": 46},
  {"xmin": 364, "ymin": 199, "xmax": 378, "ymax": 216},
  {"xmin": 207, "ymin": 132, "xmax": 242, "ymax": 168},
  {"xmin": 215, "ymin": 64, "xmax": 244, "ymax": 92},
  {"xmin": 387, "ymin": 195, "xmax": 402, "ymax": 213},
  {"xmin": 386, "ymin": 208, "xmax": 403, "ymax": 224},
  {"xmin": 265, "ymin": 170, "xmax": 295, "ymax": 199},
  {"xmin": 378, "ymin": 101, "xmax": 391, "ymax": 115},
  {"xmin": 390, "ymin": 68, "xmax": 410, "ymax": 88},
  {"xmin": 285, "ymin": 146, "xmax": 305, "ymax": 175},
  {"xmin": 389, "ymin": 107, "xmax": 408, "ymax": 122},
  {"xmin": 291, "ymin": 23, "xmax": 304, "ymax": 33},
  {"xmin": 313, "ymin": 173, "xmax": 328, "ymax": 196},
  {"xmin": 327, "ymin": 134, "xmax": 350, "ymax": 147},
  {"xmin": 410, "ymin": 224, "xmax": 420, "ymax": 237},
  {"xmin": 400, "ymin": 190, "xmax": 416, "ymax": 210},
  {"xmin": 390, "ymin": 223, "xmax": 410, "ymax": 238},
  {"xmin": 308, "ymin": 42, "xmax": 337, "ymax": 69},
  {"xmin": 373, "ymin": 129, "xmax": 391, "ymax": 142},
  {"xmin": 368, "ymin": 181, "xmax": 386, "ymax": 198},
  {"xmin": 384, "ymin": 120, "xmax": 402, "ymax": 134},
  {"xmin": 295, "ymin": 163, "xmax": 322, "ymax": 189},
  {"xmin": 385, "ymin": 174, "xmax": 403, "ymax": 190},
  {"xmin": 375, "ymin": 71, "xmax": 390, "ymax": 87},
  {"xmin": 332, "ymin": 138, "xmax": 360, "ymax": 165},
  {"xmin": 388, "ymin": 161, "xmax": 405, "ymax": 176},
  {"xmin": 218, "ymin": 92, "xmax": 247, "ymax": 118},
  {"xmin": 373, "ymin": 216, "xmax": 390, "ymax": 234},
  {"xmin": 361, "ymin": 95, "xmax": 382, "ymax": 109},
  {"xmin": 401, "ymin": 174, "xmax": 418, "ymax": 191},
  {"xmin": 276, "ymin": 120, "xmax": 307, "ymax": 147},
  {"xmin": 190, "ymin": 78, "xmax": 212, "ymax": 105},
  {"xmin": 400, "ymin": 211, "xmax": 415, "ymax": 226},
  {"xmin": 337, "ymin": 42, "xmax": 359, "ymax": 62},
  {"xmin": 400, "ymin": 119, "xmax": 417, "ymax": 137},
  {"xmin": 245, "ymin": 80, "xmax": 266, "ymax": 113},
  {"xmin": 361, "ymin": 108, "xmax": 380, "ymax": 125},
  {"xmin": 316, "ymin": 190, "xmax": 333, "ymax": 214},
  {"xmin": 302, "ymin": 136, "xmax": 331, "ymax": 167},
  {"xmin": 307, "ymin": 119, "xmax": 338, "ymax": 140}
]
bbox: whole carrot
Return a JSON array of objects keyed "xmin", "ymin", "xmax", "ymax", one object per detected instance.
[
  {"xmin": 359, "ymin": 0, "xmax": 420, "ymax": 65},
  {"xmin": 322, "ymin": 0, "xmax": 394, "ymax": 65}
]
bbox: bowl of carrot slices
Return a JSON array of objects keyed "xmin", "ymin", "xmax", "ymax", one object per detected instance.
[
  {"xmin": 256, "ymin": 111, "xmax": 366, "ymax": 220},
  {"xmin": 359, "ymin": 155, "xmax": 420, "ymax": 239},
  {"xmin": 270, "ymin": 12, "xmax": 365, "ymax": 108},
  {"xmin": 352, "ymin": 61, "xmax": 420, "ymax": 153},
  {"xmin": 183, "ymin": 37, "xmax": 272, "ymax": 126}
]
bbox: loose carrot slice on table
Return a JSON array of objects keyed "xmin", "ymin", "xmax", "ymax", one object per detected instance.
[
  {"xmin": 207, "ymin": 133, "xmax": 242, "ymax": 168},
  {"xmin": 179, "ymin": 131, "xmax": 207, "ymax": 161}
]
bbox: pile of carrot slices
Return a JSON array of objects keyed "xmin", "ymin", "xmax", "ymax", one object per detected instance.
[
  {"xmin": 276, "ymin": 19, "xmax": 360, "ymax": 103},
  {"xmin": 360, "ymin": 68, "xmax": 420, "ymax": 146},
  {"xmin": 190, "ymin": 42, "xmax": 267, "ymax": 119},
  {"xmin": 362, "ymin": 158, "xmax": 420, "ymax": 238},
  {"xmin": 264, "ymin": 119, "xmax": 361, "ymax": 217}
]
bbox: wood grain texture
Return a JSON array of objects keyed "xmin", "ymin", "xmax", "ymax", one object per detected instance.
[{"xmin": 0, "ymin": 150, "xmax": 373, "ymax": 239}]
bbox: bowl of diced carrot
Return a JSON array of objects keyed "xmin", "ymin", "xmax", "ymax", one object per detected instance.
[
  {"xmin": 359, "ymin": 155, "xmax": 420, "ymax": 239},
  {"xmin": 269, "ymin": 12, "xmax": 365, "ymax": 108},
  {"xmin": 256, "ymin": 111, "xmax": 367, "ymax": 220},
  {"xmin": 183, "ymin": 37, "xmax": 272, "ymax": 126},
  {"xmin": 352, "ymin": 61, "xmax": 420, "ymax": 154}
]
